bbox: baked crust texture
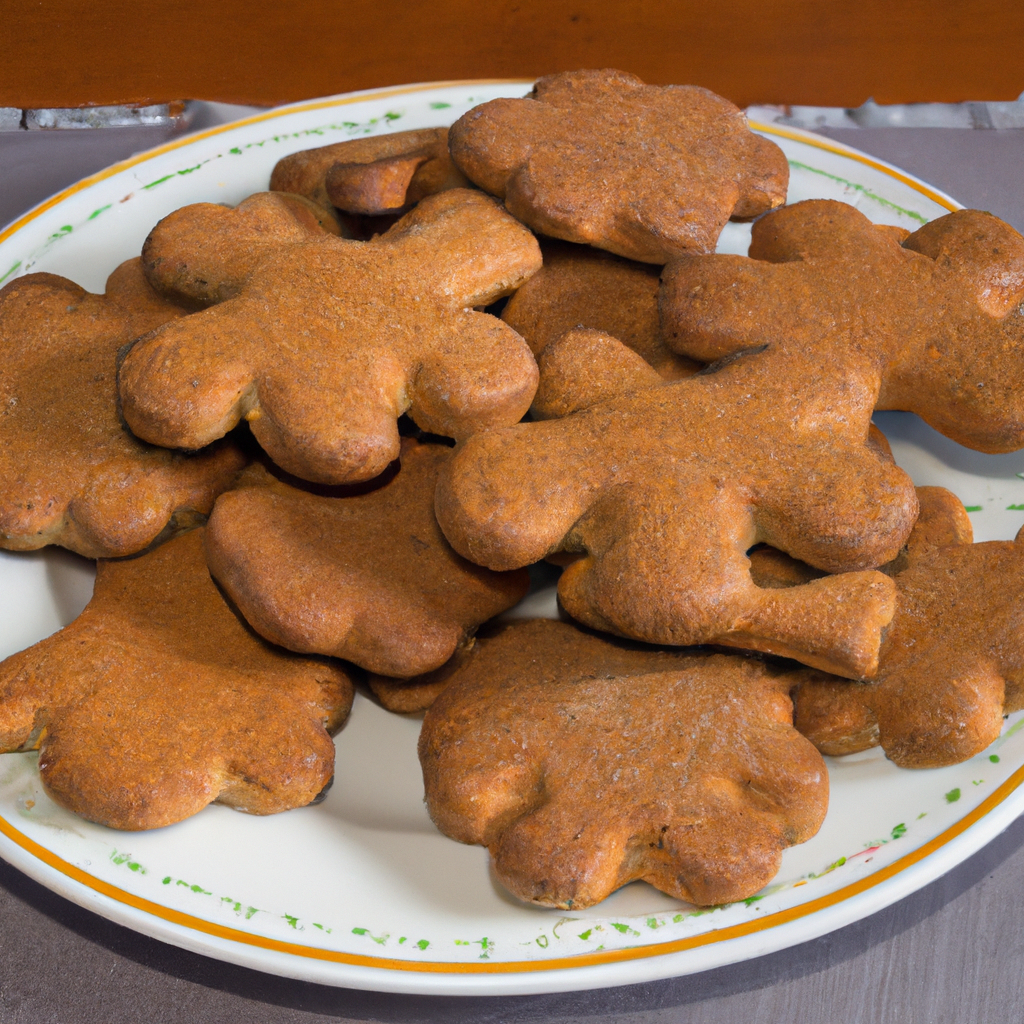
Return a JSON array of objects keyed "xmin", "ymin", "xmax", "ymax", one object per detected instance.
[
  {"xmin": 419, "ymin": 619, "xmax": 827, "ymax": 909},
  {"xmin": 0, "ymin": 259, "xmax": 244, "ymax": 557},
  {"xmin": 120, "ymin": 189, "xmax": 542, "ymax": 483},
  {"xmin": 0, "ymin": 528, "xmax": 354, "ymax": 829},
  {"xmin": 448, "ymin": 69, "xmax": 789, "ymax": 263}
]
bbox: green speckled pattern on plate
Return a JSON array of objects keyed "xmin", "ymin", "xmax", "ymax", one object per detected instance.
[{"xmin": 1, "ymin": 82, "xmax": 1024, "ymax": 996}]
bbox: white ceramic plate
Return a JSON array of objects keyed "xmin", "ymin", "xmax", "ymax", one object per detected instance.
[{"xmin": 1, "ymin": 81, "xmax": 1024, "ymax": 997}]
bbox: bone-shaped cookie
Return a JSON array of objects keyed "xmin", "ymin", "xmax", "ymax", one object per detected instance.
[
  {"xmin": 0, "ymin": 528, "xmax": 353, "ymax": 829},
  {"xmin": 436, "ymin": 325, "xmax": 907, "ymax": 678},
  {"xmin": 119, "ymin": 188, "xmax": 542, "ymax": 483},
  {"xmin": 438, "ymin": 202, "xmax": 1024, "ymax": 675},
  {"xmin": 0, "ymin": 259, "xmax": 244, "ymax": 557}
]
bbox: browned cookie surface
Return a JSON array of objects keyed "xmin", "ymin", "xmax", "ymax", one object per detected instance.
[
  {"xmin": 794, "ymin": 487, "xmax": 1023, "ymax": 768},
  {"xmin": 0, "ymin": 259, "xmax": 245, "ymax": 557},
  {"xmin": 436, "ymin": 314, "xmax": 910, "ymax": 679},
  {"xmin": 448, "ymin": 69, "xmax": 788, "ymax": 263},
  {"xmin": 205, "ymin": 439, "xmax": 529, "ymax": 677},
  {"xmin": 0, "ymin": 528, "xmax": 353, "ymax": 830},
  {"xmin": 120, "ymin": 189, "xmax": 542, "ymax": 484},
  {"xmin": 368, "ymin": 638, "xmax": 478, "ymax": 714},
  {"xmin": 141, "ymin": 190, "xmax": 341, "ymax": 307},
  {"xmin": 419, "ymin": 619, "xmax": 827, "ymax": 909},
  {"xmin": 501, "ymin": 239, "xmax": 700, "ymax": 382},
  {"xmin": 661, "ymin": 201, "xmax": 1024, "ymax": 454},
  {"xmin": 270, "ymin": 128, "xmax": 470, "ymax": 216},
  {"xmin": 438, "ymin": 202, "xmax": 1024, "ymax": 676}
]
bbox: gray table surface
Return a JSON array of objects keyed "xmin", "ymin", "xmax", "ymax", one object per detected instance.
[{"xmin": 1, "ymin": 117, "xmax": 1023, "ymax": 1024}]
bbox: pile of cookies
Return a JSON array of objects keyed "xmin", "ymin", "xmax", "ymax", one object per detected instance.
[{"xmin": 2, "ymin": 69, "xmax": 1023, "ymax": 912}]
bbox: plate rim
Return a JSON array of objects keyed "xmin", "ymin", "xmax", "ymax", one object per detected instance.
[
  {"xmin": 0, "ymin": 80, "xmax": 1010, "ymax": 995},
  {"xmin": 3, "ymin": 759, "xmax": 1024, "ymax": 981}
]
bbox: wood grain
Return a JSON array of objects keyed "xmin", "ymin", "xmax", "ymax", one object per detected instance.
[{"xmin": 1, "ymin": 0, "xmax": 1022, "ymax": 109}]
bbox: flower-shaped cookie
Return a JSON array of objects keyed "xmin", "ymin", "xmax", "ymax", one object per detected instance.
[
  {"xmin": 0, "ymin": 259, "xmax": 245, "ymax": 557},
  {"xmin": 794, "ymin": 488, "xmax": 1024, "ymax": 767},
  {"xmin": 448, "ymin": 69, "xmax": 788, "ymax": 263},
  {"xmin": 120, "ymin": 188, "xmax": 542, "ymax": 483},
  {"xmin": 205, "ymin": 439, "xmax": 530, "ymax": 677},
  {"xmin": 419, "ymin": 619, "xmax": 827, "ymax": 909},
  {"xmin": 270, "ymin": 127, "xmax": 470, "ymax": 217},
  {"xmin": 0, "ymin": 528, "xmax": 353, "ymax": 829}
]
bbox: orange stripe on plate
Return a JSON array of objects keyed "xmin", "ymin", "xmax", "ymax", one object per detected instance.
[
  {"xmin": 751, "ymin": 121, "xmax": 960, "ymax": 212},
  {"xmin": 3, "ymin": 759, "xmax": 1023, "ymax": 974},
  {"xmin": 0, "ymin": 79, "xmax": 533, "ymax": 247},
  {"xmin": 0, "ymin": 81, "xmax": 985, "ymax": 976}
]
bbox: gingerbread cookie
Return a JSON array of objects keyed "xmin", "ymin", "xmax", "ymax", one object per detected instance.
[
  {"xmin": 661, "ymin": 201, "xmax": 1024, "ymax": 454},
  {"xmin": 205, "ymin": 439, "xmax": 529, "ymax": 677},
  {"xmin": 448, "ymin": 69, "xmax": 788, "ymax": 263},
  {"xmin": 0, "ymin": 259, "xmax": 245, "ymax": 558},
  {"xmin": 0, "ymin": 528, "xmax": 353, "ymax": 830},
  {"xmin": 270, "ymin": 127, "xmax": 470, "ymax": 217},
  {"xmin": 120, "ymin": 188, "xmax": 542, "ymax": 484},
  {"xmin": 141, "ymin": 190, "xmax": 341, "ymax": 307},
  {"xmin": 419, "ymin": 619, "xmax": 827, "ymax": 908},
  {"xmin": 501, "ymin": 239, "xmax": 699, "ymax": 382},
  {"xmin": 435, "ymin": 321, "xmax": 909, "ymax": 679},
  {"xmin": 794, "ymin": 488, "xmax": 1023, "ymax": 767},
  {"xmin": 438, "ymin": 203, "xmax": 1024, "ymax": 673}
]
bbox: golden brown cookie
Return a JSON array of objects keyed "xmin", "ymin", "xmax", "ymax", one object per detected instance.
[
  {"xmin": 392, "ymin": 423, "xmax": 892, "ymax": 712},
  {"xmin": 529, "ymin": 327, "xmax": 667, "ymax": 419},
  {"xmin": 141, "ymin": 190, "xmax": 341, "ymax": 307},
  {"xmin": 436, "ymin": 321, "xmax": 909, "ymax": 679},
  {"xmin": 120, "ymin": 188, "xmax": 542, "ymax": 484},
  {"xmin": 794, "ymin": 487, "xmax": 1023, "ymax": 767},
  {"xmin": 270, "ymin": 127, "xmax": 470, "ymax": 216},
  {"xmin": 0, "ymin": 259, "xmax": 245, "ymax": 558},
  {"xmin": 501, "ymin": 239, "xmax": 699, "ymax": 383},
  {"xmin": 448, "ymin": 69, "xmax": 788, "ymax": 263},
  {"xmin": 0, "ymin": 528, "xmax": 353, "ymax": 830},
  {"xmin": 205, "ymin": 439, "xmax": 529, "ymax": 677},
  {"xmin": 419, "ymin": 619, "xmax": 828, "ymax": 909},
  {"xmin": 661, "ymin": 200, "xmax": 1024, "ymax": 454}
]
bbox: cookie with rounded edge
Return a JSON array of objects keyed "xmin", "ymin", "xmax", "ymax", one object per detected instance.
[
  {"xmin": 419, "ymin": 618, "xmax": 827, "ymax": 909},
  {"xmin": 120, "ymin": 188, "xmax": 542, "ymax": 484},
  {"xmin": 0, "ymin": 528, "xmax": 353, "ymax": 830},
  {"xmin": 270, "ymin": 127, "xmax": 471, "ymax": 217},
  {"xmin": 794, "ymin": 487, "xmax": 1023, "ymax": 768},
  {"xmin": 436, "ymin": 323, "xmax": 909, "ymax": 680},
  {"xmin": 661, "ymin": 201, "xmax": 1024, "ymax": 454},
  {"xmin": 0, "ymin": 259, "xmax": 245, "ymax": 558},
  {"xmin": 435, "ymin": 205, "xmax": 1024, "ymax": 673},
  {"xmin": 368, "ymin": 636, "xmax": 478, "ymax": 714},
  {"xmin": 205, "ymin": 438, "xmax": 529, "ymax": 678},
  {"xmin": 141, "ymin": 189, "xmax": 342, "ymax": 308},
  {"xmin": 501, "ymin": 239, "xmax": 700, "ymax": 394},
  {"xmin": 448, "ymin": 69, "xmax": 788, "ymax": 263}
]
